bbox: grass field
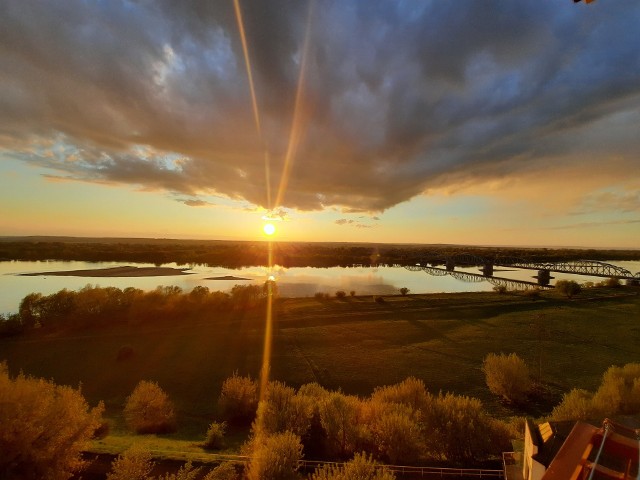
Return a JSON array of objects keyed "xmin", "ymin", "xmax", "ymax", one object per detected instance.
[{"xmin": 1, "ymin": 287, "xmax": 639, "ymax": 450}]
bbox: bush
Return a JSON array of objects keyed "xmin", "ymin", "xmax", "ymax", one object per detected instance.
[
  {"xmin": 374, "ymin": 296, "xmax": 385, "ymax": 304},
  {"xmin": 550, "ymin": 389, "xmax": 595, "ymax": 421},
  {"xmin": 523, "ymin": 288, "xmax": 541, "ymax": 299},
  {"xmin": 124, "ymin": 380, "xmax": 177, "ymax": 434},
  {"xmin": 493, "ymin": 285, "xmax": 507, "ymax": 294},
  {"xmin": 218, "ymin": 372, "xmax": 258, "ymax": 425},
  {"xmin": 204, "ymin": 421, "xmax": 227, "ymax": 450},
  {"xmin": 605, "ymin": 277, "xmax": 621, "ymax": 288},
  {"xmin": 106, "ymin": 445, "xmax": 154, "ymax": 480},
  {"xmin": 310, "ymin": 452, "xmax": 396, "ymax": 480},
  {"xmin": 482, "ymin": 353, "xmax": 531, "ymax": 403},
  {"xmin": 0, "ymin": 363, "xmax": 104, "ymax": 480},
  {"xmin": 592, "ymin": 363, "xmax": 640, "ymax": 416},
  {"xmin": 555, "ymin": 280, "xmax": 581, "ymax": 298},
  {"xmin": 245, "ymin": 431, "xmax": 303, "ymax": 480},
  {"xmin": 157, "ymin": 461, "xmax": 201, "ymax": 480},
  {"xmin": 350, "ymin": 290, "xmax": 356, "ymax": 297},
  {"xmin": 202, "ymin": 462, "xmax": 239, "ymax": 480},
  {"xmin": 314, "ymin": 292, "xmax": 326, "ymax": 300},
  {"xmin": 335, "ymin": 290, "xmax": 347, "ymax": 299},
  {"xmin": 371, "ymin": 376, "xmax": 431, "ymax": 412},
  {"xmin": 550, "ymin": 363, "xmax": 640, "ymax": 421},
  {"xmin": 399, "ymin": 287, "xmax": 410, "ymax": 296}
]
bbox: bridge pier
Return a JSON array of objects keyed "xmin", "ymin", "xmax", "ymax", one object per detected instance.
[
  {"xmin": 446, "ymin": 259, "xmax": 455, "ymax": 271},
  {"xmin": 481, "ymin": 262, "xmax": 494, "ymax": 277},
  {"xmin": 537, "ymin": 269, "xmax": 551, "ymax": 286}
]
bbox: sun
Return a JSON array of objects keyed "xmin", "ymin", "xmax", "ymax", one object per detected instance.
[{"xmin": 263, "ymin": 222, "xmax": 276, "ymax": 236}]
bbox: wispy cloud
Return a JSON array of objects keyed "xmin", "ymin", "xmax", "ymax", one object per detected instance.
[
  {"xmin": 182, "ymin": 199, "xmax": 213, "ymax": 207},
  {"xmin": 335, "ymin": 219, "xmax": 353, "ymax": 225},
  {"xmin": 573, "ymin": 189, "xmax": 640, "ymax": 215},
  {"xmin": 546, "ymin": 219, "xmax": 640, "ymax": 231},
  {"xmin": 336, "ymin": 218, "xmax": 375, "ymax": 228}
]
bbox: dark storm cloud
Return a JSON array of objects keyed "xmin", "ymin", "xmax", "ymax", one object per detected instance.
[{"xmin": 1, "ymin": 0, "xmax": 639, "ymax": 212}]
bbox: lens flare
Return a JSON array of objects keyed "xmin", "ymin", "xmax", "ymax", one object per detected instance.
[{"xmin": 263, "ymin": 223, "xmax": 276, "ymax": 236}]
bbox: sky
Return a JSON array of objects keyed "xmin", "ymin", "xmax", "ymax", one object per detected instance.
[{"xmin": 1, "ymin": 1, "xmax": 639, "ymax": 248}]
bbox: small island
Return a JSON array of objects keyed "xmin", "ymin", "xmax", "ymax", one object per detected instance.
[
  {"xmin": 204, "ymin": 275, "xmax": 251, "ymax": 281},
  {"xmin": 19, "ymin": 265, "xmax": 193, "ymax": 277}
]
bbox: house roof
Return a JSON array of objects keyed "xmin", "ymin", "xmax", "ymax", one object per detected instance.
[
  {"xmin": 542, "ymin": 419, "xmax": 639, "ymax": 480},
  {"xmin": 529, "ymin": 420, "xmax": 576, "ymax": 468}
]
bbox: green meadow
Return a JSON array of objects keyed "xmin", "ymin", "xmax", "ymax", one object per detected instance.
[{"xmin": 1, "ymin": 288, "xmax": 639, "ymax": 446}]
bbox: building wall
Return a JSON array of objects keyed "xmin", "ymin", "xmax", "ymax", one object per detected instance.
[{"xmin": 523, "ymin": 420, "xmax": 546, "ymax": 480}]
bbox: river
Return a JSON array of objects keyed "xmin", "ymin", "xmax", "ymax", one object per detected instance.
[{"xmin": 1, "ymin": 260, "xmax": 639, "ymax": 315}]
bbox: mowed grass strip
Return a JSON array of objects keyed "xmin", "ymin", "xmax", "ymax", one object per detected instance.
[{"xmin": 1, "ymin": 289, "xmax": 639, "ymax": 435}]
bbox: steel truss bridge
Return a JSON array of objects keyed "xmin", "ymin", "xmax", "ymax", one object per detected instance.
[
  {"xmin": 493, "ymin": 258, "xmax": 639, "ymax": 279},
  {"xmin": 402, "ymin": 264, "xmax": 546, "ymax": 291},
  {"xmin": 390, "ymin": 253, "xmax": 640, "ymax": 289}
]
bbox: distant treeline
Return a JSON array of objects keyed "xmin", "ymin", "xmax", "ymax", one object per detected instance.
[
  {"xmin": 0, "ymin": 284, "xmax": 269, "ymax": 337},
  {"xmin": 0, "ymin": 239, "xmax": 638, "ymax": 268}
]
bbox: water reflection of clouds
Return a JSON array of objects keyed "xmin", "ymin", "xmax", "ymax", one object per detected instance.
[{"xmin": 1, "ymin": 260, "xmax": 639, "ymax": 315}]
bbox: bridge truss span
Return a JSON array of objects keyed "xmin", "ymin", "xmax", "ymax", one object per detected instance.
[
  {"xmin": 403, "ymin": 264, "xmax": 545, "ymax": 289},
  {"xmin": 449, "ymin": 271, "xmax": 486, "ymax": 283},
  {"xmin": 495, "ymin": 259, "xmax": 634, "ymax": 279}
]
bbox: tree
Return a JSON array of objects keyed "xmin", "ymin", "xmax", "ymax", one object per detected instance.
[
  {"xmin": 399, "ymin": 287, "xmax": 410, "ymax": 296},
  {"xmin": 106, "ymin": 445, "xmax": 154, "ymax": 480},
  {"xmin": 253, "ymin": 381, "xmax": 313, "ymax": 438},
  {"xmin": 369, "ymin": 404, "xmax": 423, "ymax": 464},
  {"xmin": 218, "ymin": 372, "xmax": 259, "ymax": 425},
  {"xmin": 230, "ymin": 284, "xmax": 265, "ymax": 307},
  {"xmin": 18, "ymin": 292, "xmax": 43, "ymax": 329},
  {"xmin": 310, "ymin": 452, "xmax": 395, "ymax": 480},
  {"xmin": 555, "ymin": 280, "xmax": 581, "ymax": 298},
  {"xmin": 426, "ymin": 393, "xmax": 511, "ymax": 463},
  {"xmin": 0, "ymin": 313, "xmax": 25, "ymax": 336},
  {"xmin": 245, "ymin": 431, "xmax": 303, "ymax": 480},
  {"xmin": 319, "ymin": 392, "xmax": 369, "ymax": 458},
  {"xmin": 297, "ymin": 383, "xmax": 331, "ymax": 457},
  {"xmin": 482, "ymin": 353, "xmax": 531, "ymax": 403},
  {"xmin": 124, "ymin": 380, "xmax": 177, "ymax": 434},
  {"xmin": 0, "ymin": 363, "xmax": 104, "ymax": 480}
]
